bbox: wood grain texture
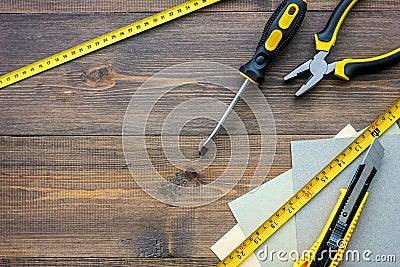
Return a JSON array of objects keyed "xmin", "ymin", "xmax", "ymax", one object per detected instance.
[
  {"xmin": 0, "ymin": 134, "xmax": 329, "ymax": 257},
  {"xmin": 0, "ymin": 0, "xmax": 269, "ymax": 13},
  {"xmin": 0, "ymin": 0, "xmax": 399, "ymax": 266},
  {"xmin": 1, "ymin": 258, "xmax": 219, "ymax": 267},
  {"xmin": 0, "ymin": 0, "xmax": 397, "ymax": 13},
  {"xmin": 271, "ymin": 0, "xmax": 399, "ymax": 11}
]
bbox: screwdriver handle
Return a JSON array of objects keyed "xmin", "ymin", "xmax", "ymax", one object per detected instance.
[
  {"xmin": 315, "ymin": 0, "xmax": 359, "ymax": 52},
  {"xmin": 334, "ymin": 48, "xmax": 400, "ymax": 80},
  {"xmin": 239, "ymin": 0, "xmax": 307, "ymax": 86}
]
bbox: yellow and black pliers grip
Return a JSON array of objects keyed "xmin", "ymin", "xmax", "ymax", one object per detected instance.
[
  {"xmin": 284, "ymin": 0, "xmax": 362, "ymax": 95},
  {"xmin": 315, "ymin": 0, "xmax": 359, "ymax": 52},
  {"xmin": 333, "ymin": 47, "xmax": 400, "ymax": 80}
]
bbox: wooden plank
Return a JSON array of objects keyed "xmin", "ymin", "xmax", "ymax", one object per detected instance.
[
  {"xmin": 0, "ymin": 134, "xmax": 319, "ymax": 189},
  {"xmin": 0, "ymin": 0, "xmax": 269, "ymax": 13},
  {"xmin": 0, "ymin": 134, "xmax": 333, "ymax": 257},
  {"xmin": 0, "ymin": 0, "xmax": 397, "ymax": 13},
  {"xmin": 0, "ymin": 258, "xmax": 218, "ymax": 267},
  {"xmin": 0, "ymin": 11, "xmax": 399, "ymax": 136},
  {"xmin": 271, "ymin": 0, "xmax": 398, "ymax": 11}
]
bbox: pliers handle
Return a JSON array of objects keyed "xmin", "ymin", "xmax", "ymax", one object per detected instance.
[
  {"xmin": 315, "ymin": 0, "xmax": 359, "ymax": 52},
  {"xmin": 332, "ymin": 48, "xmax": 400, "ymax": 80},
  {"xmin": 284, "ymin": 0, "xmax": 400, "ymax": 96}
]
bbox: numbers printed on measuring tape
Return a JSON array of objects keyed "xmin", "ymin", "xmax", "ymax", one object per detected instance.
[
  {"xmin": 0, "ymin": 0, "xmax": 221, "ymax": 89},
  {"xmin": 218, "ymin": 99, "xmax": 400, "ymax": 267}
]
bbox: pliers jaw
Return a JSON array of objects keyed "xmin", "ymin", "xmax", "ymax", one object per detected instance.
[{"xmin": 284, "ymin": 51, "xmax": 336, "ymax": 96}]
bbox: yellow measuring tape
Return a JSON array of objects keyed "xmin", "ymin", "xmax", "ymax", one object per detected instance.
[
  {"xmin": 0, "ymin": 0, "xmax": 221, "ymax": 89},
  {"xmin": 218, "ymin": 98, "xmax": 400, "ymax": 267}
]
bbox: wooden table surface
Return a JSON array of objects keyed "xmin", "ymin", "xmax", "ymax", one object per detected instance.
[{"xmin": 0, "ymin": 0, "xmax": 399, "ymax": 266}]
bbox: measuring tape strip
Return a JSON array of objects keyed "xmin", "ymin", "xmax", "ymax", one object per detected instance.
[
  {"xmin": 0, "ymin": 0, "xmax": 221, "ymax": 89},
  {"xmin": 218, "ymin": 98, "xmax": 400, "ymax": 267}
]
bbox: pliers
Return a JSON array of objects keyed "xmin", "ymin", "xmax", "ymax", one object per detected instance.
[{"xmin": 284, "ymin": 0, "xmax": 400, "ymax": 96}]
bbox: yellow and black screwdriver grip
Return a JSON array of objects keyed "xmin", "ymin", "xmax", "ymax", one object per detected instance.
[
  {"xmin": 293, "ymin": 189, "xmax": 369, "ymax": 267},
  {"xmin": 315, "ymin": 0, "xmax": 358, "ymax": 52},
  {"xmin": 239, "ymin": 0, "xmax": 307, "ymax": 86},
  {"xmin": 334, "ymin": 47, "xmax": 400, "ymax": 80}
]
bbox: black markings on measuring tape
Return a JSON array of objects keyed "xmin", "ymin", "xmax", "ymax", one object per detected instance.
[
  {"xmin": 0, "ymin": 0, "xmax": 218, "ymax": 89},
  {"xmin": 370, "ymin": 128, "xmax": 381, "ymax": 137},
  {"xmin": 388, "ymin": 111, "xmax": 396, "ymax": 121}
]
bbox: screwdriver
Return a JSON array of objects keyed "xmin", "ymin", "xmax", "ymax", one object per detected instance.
[{"xmin": 199, "ymin": 0, "xmax": 307, "ymax": 156}]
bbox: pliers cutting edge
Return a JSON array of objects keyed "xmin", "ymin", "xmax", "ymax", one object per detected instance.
[{"xmin": 284, "ymin": 0, "xmax": 400, "ymax": 96}]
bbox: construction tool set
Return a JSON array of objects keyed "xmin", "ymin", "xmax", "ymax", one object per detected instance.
[{"xmin": 0, "ymin": 0, "xmax": 399, "ymax": 267}]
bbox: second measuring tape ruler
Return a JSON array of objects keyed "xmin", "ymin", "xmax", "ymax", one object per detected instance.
[
  {"xmin": 217, "ymin": 98, "xmax": 400, "ymax": 267},
  {"xmin": 0, "ymin": 0, "xmax": 221, "ymax": 89}
]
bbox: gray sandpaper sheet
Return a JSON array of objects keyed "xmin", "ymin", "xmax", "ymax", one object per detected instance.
[{"xmin": 291, "ymin": 133, "xmax": 400, "ymax": 266}]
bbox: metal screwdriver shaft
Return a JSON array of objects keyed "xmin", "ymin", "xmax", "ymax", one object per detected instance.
[
  {"xmin": 199, "ymin": 79, "xmax": 250, "ymax": 156},
  {"xmin": 199, "ymin": 0, "xmax": 308, "ymax": 157}
]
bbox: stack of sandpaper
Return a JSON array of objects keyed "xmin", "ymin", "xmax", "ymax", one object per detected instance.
[{"xmin": 212, "ymin": 124, "xmax": 400, "ymax": 267}]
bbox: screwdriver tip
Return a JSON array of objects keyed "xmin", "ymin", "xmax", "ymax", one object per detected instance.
[{"xmin": 199, "ymin": 146, "xmax": 209, "ymax": 157}]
